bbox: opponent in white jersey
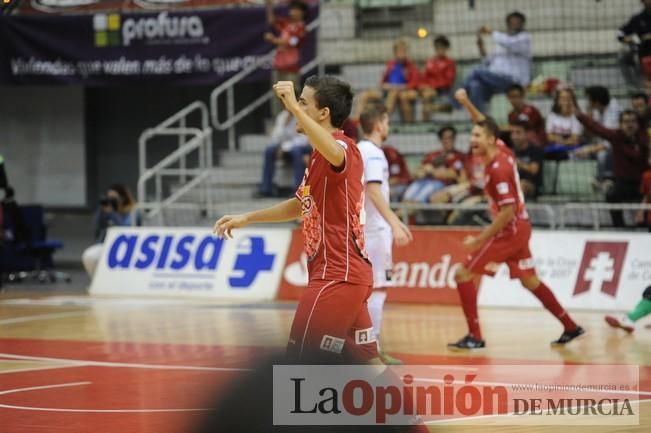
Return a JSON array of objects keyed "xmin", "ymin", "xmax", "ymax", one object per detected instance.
[{"xmin": 358, "ymin": 104, "xmax": 413, "ymax": 364}]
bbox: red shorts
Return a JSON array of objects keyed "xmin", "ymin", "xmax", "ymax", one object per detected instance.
[
  {"xmin": 287, "ymin": 279, "xmax": 378, "ymax": 363},
  {"xmin": 464, "ymin": 220, "xmax": 537, "ymax": 279}
]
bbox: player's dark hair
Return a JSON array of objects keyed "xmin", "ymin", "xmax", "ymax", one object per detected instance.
[
  {"xmin": 437, "ymin": 125, "xmax": 457, "ymax": 139},
  {"xmin": 304, "ymin": 75, "xmax": 354, "ymax": 128},
  {"xmin": 359, "ymin": 103, "xmax": 388, "ymax": 135},
  {"xmin": 507, "ymin": 84, "xmax": 525, "ymax": 95},
  {"xmin": 288, "ymin": 0, "xmax": 308, "ymax": 15},
  {"xmin": 506, "ymin": 11, "xmax": 526, "ymax": 25},
  {"xmin": 476, "ymin": 117, "xmax": 500, "ymax": 139},
  {"xmin": 509, "ymin": 120, "xmax": 530, "ymax": 131},
  {"xmin": 433, "ymin": 35, "xmax": 450, "ymax": 48},
  {"xmin": 585, "ymin": 86, "xmax": 611, "ymax": 107}
]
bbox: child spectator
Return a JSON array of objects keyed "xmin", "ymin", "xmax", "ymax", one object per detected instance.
[
  {"xmin": 419, "ymin": 35, "xmax": 456, "ymax": 121},
  {"xmin": 506, "ymin": 84, "xmax": 546, "ymax": 146},
  {"xmin": 512, "ymin": 121, "xmax": 544, "ymax": 198},
  {"xmin": 355, "ymin": 39, "xmax": 420, "ymax": 123},
  {"xmin": 402, "ymin": 126, "xmax": 464, "ymax": 203}
]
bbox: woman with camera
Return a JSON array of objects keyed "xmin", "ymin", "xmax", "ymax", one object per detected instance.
[{"xmin": 82, "ymin": 183, "xmax": 141, "ymax": 278}]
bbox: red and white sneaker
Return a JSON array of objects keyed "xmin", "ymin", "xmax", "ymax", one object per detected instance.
[{"xmin": 605, "ymin": 315, "xmax": 635, "ymax": 333}]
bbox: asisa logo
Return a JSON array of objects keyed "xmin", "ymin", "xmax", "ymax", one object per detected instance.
[{"xmin": 106, "ymin": 234, "xmax": 275, "ymax": 288}]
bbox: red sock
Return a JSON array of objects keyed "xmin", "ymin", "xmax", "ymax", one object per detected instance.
[
  {"xmin": 457, "ymin": 280, "xmax": 482, "ymax": 340},
  {"xmin": 531, "ymin": 282, "xmax": 577, "ymax": 332}
]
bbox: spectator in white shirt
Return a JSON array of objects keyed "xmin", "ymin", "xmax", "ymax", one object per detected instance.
[
  {"xmin": 258, "ymin": 109, "xmax": 310, "ymax": 197},
  {"xmin": 546, "ymin": 88, "xmax": 584, "ymax": 148},
  {"xmin": 461, "ymin": 11, "xmax": 531, "ymax": 113}
]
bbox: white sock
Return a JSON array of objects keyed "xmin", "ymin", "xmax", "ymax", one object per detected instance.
[{"xmin": 368, "ymin": 291, "xmax": 387, "ymax": 343}]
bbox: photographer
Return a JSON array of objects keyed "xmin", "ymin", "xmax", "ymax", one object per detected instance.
[{"xmin": 82, "ymin": 183, "xmax": 141, "ymax": 278}]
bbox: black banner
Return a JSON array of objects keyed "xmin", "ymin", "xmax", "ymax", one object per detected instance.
[{"xmin": 0, "ymin": 5, "xmax": 317, "ymax": 85}]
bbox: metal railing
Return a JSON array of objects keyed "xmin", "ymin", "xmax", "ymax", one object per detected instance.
[
  {"xmin": 210, "ymin": 18, "xmax": 322, "ymax": 150},
  {"xmin": 559, "ymin": 203, "xmax": 651, "ymax": 230},
  {"xmin": 137, "ymin": 101, "xmax": 212, "ymax": 221}
]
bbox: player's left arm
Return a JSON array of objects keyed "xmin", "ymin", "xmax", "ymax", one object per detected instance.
[{"xmin": 274, "ymin": 81, "xmax": 345, "ymax": 168}]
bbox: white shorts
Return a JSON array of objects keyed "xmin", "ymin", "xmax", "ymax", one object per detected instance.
[{"xmin": 365, "ymin": 228, "xmax": 393, "ymax": 289}]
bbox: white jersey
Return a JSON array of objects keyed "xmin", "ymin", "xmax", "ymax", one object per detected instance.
[{"xmin": 358, "ymin": 139, "xmax": 391, "ymax": 233}]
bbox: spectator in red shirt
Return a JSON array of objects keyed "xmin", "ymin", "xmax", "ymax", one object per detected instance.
[
  {"xmin": 419, "ymin": 35, "xmax": 456, "ymax": 121},
  {"xmin": 635, "ymin": 160, "xmax": 651, "ymax": 231},
  {"xmin": 382, "ymin": 145, "xmax": 411, "ymax": 202},
  {"xmin": 402, "ymin": 126, "xmax": 465, "ymax": 202},
  {"xmin": 506, "ymin": 84, "xmax": 546, "ymax": 147},
  {"xmin": 265, "ymin": 0, "xmax": 307, "ymax": 116},
  {"xmin": 355, "ymin": 39, "xmax": 420, "ymax": 123}
]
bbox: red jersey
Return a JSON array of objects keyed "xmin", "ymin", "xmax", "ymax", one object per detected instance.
[
  {"xmin": 641, "ymin": 169, "xmax": 651, "ymax": 224},
  {"xmin": 464, "ymin": 139, "xmax": 512, "ymax": 190},
  {"xmin": 484, "ymin": 150, "xmax": 530, "ymax": 236},
  {"xmin": 422, "ymin": 149, "xmax": 465, "ymax": 185},
  {"xmin": 508, "ymin": 105, "xmax": 546, "ymax": 147},
  {"xmin": 272, "ymin": 17, "xmax": 306, "ymax": 73},
  {"xmin": 383, "ymin": 145, "xmax": 411, "ymax": 185},
  {"xmin": 295, "ymin": 131, "xmax": 373, "ymax": 285},
  {"xmin": 421, "ymin": 56, "xmax": 456, "ymax": 90}
]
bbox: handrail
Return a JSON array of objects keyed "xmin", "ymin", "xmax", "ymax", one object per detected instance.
[
  {"xmin": 560, "ymin": 202, "xmax": 651, "ymax": 229},
  {"xmin": 138, "ymin": 127, "xmax": 205, "ymax": 178},
  {"xmin": 146, "ymin": 170, "xmax": 212, "ymax": 220},
  {"xmin": 210, "ymin": 18, "xmax": 321, "ymax": 149},
  {"xmin": 151, "ymin": 101, "xmax": 209, "ymax": 132}
]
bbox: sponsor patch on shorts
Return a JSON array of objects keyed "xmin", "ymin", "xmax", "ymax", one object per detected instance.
[
  {"xmin": 354, "ymin": 328, "xmax": 377, "ymax": 345},
  {"xmin": 497, "ymin": 182, "xmax": 509, "ymax": 195},
  {"xmin": 320, "ymin": 335, "xmax": 345, "ymax": 354},
  {"xmin": 485, "ymin": 262, "xmax": 501, "ymax": 273}
]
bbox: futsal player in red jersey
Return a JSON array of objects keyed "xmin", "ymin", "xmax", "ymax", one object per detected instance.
[
  {"xmin": 214, "ymin": 76, "xmax": 379, "ymax": 364},
  {"xmin": 448, "ymin": 117, "xmax": 585, "ymax": 349}
]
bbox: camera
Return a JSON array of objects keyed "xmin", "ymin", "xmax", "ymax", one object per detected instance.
[{"xmin": 99, "ymin": 196, "xmax": 119, "ymax": 211}]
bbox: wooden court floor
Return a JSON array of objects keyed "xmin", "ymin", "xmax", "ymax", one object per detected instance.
[{"xmin": 0, "ymin": 291, "xmax": 649, "ymax": 433}]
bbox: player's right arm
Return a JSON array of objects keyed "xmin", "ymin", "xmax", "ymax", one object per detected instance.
[
  {"xmin": 213, "ymin": 198, "xmax": 302, "ymax": 239},
  {"xmin": 455, "ymin": 88, "xmax": 485, "ymax": 123},
  {"xmin": 265, "ymin": 0, "xmax": 275, "ymax": 25},
  {"xmin": 366, "ymin": 182, "xmax": 413, "ymax": 246}
]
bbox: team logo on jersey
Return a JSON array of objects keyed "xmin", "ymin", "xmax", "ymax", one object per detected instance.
[
  {"xmin": 320, "ymin": 335, "xmax": 345, "ymax": 354},
  {"xmin": 497, "ymin": 182, "xmax": 509, "ymax": 195}
]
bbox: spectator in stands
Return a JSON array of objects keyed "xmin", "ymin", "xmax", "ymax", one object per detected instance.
[
  {"xmin": 506, "ymin": 84, "xmax": 546, "ymax": 147},
  {"xmin": 402, "ymin": 126, "xmax": 464, "ymax": 203},
  {"xmin": 82, "ymin": 184, "xmax": 141, "ymax": 278},
  {"xmin": 575, "ymin": 106, "xmax": 650, "ymax": 228},
  {"xmin": 545, "ymin": 88, "xmax": 584, "ymax": 154},
  {"xmin": 637, "ymin": 157, "xmax": 651, "ymax": 230},
  {"xmin": 512, "ymin": 120, "xmax": 544, "ymax": 198},
  {"xmin": 382, "ymin": 145, "xmax": 411, "ymax": 202},
  {"xmin": 462, "ymin": 11, "xmax": 531, "ymax": 113},
  {"xmin": 631, "ymin": 92, "xmax": 651, "ymax": 128},
  {"xmin": 618, "ymin": 0, "xmax": 651, "ymax": 86},
  {"xmin": 265, "ymin": 0, "xmax": 307, "ymax": 116},
  {"xmin": 419, "ymin": 35, "xmax": 456, "ymax": 121},
  {"xmin": 355, "ymin": 39, "xmax": 420, "ymax": 123},
  {"xmin": 258, "ymin": 109, "xmax": 310, "ymax": 197}
]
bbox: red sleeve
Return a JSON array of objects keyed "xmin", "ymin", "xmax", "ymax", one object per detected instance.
[
  {"xmin": 441, "ymin": 59, "xmax": 456, "ymax": 89},
  {"xmin": 407, "ymin": 61, "xmax": 420, "ymax": 89},
  {"xmin": 488, "ymin": 164, "xmax": 518, "ymax": 208},
  {"xmin": 422, "ymin": 151, "xmax": 438, "ymax": 165},
  {"xmin": 381, "ymin": 60, "xmax": 394, "ymax": 84},
  {"xmin": 274, "ymin": 16, "xmax": 289, "ymax": 33}
]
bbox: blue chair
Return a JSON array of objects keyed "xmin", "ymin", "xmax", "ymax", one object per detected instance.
[{"xmin": 1, "ymin": 203, "xmax": 70, "ymax": 284}]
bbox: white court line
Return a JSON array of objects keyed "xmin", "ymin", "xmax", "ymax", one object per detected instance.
[
  {"xmin": 0, "ymin": 353, "xmax": 252, "ymax": 372},
  {"xmin": 0, "ymin": 311, "xmax": 87, "ymax": 326},
  {"xmin": 0, "ymin": 364, "xmax": 82, "ymax": 375},
  {"xmin": 0, "ymin": 382, "xmax": 213, "ymax": 413},
  {"xmin": 413, "ymin": 376, "xmax": 651, "ymax": 397}
]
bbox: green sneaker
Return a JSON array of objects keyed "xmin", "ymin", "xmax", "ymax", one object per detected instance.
[{"xmin": 379, "ymin": 351, "xmax": 403, "ymax": 365}]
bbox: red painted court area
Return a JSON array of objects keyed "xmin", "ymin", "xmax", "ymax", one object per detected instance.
[{"xmin": 2, "ymin": 338, "xmax": 650, "ymax": 432}]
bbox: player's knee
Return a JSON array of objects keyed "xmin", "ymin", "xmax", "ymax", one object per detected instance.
[
  {"xmin": 521, "ymin": 275, "xmax": 540, "ymax": 291},
  {"xmin": 643, "ymin": 285, "xmax": 651, "ymax": 300},
  {"xmin": 454, "ymin": 266, "xmax": 472, "ymax": 283}
]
